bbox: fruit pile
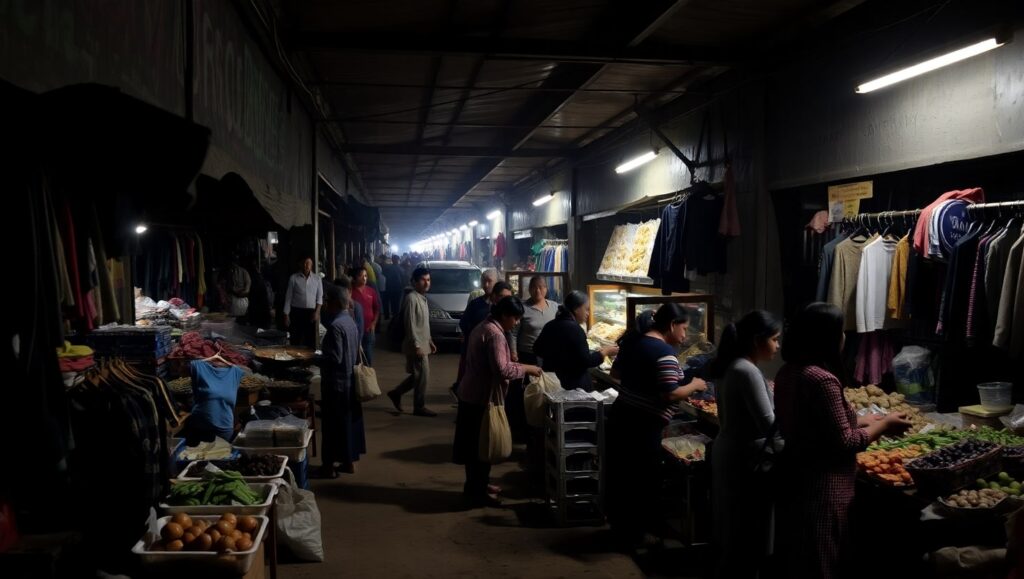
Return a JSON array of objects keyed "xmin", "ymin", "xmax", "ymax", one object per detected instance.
[
  {"xmin": 974, "ymin": 472, "xmax": 1024, "ymax": 496},
  {"xmin": 942, "ymin": 488, "xmax": 1007, "ymax": 509},
  {"xmin": 908, "ymin": 439, "xmax": 999, "ymax": 470},
  {"xmin": 844, "ymin": 385, "xmax": 936, "ymax": 434},
  {"xmin": 856, "ymin": 449, "xmax": 915, "ymax": 487},
  {"xmin": 148, "ymin": 513, "xmax": 260, "ymax": 553}
]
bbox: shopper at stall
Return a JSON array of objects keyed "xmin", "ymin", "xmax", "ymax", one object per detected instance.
[
  {"xmin": 383, "ymin": 255, "xmax": 405, "ymax": 319},
  {"xmin": 453, "ymin": 296, "xmax": 543, "ymax": 507},
  {"xmin": 533, "ymin": 290, "xmax": 617, "ymax": 391},
  {"xmin": 604, "ymin": 303, "xmax": 707, "ymax": 549},
  {"xmin": 387, "ymin": 267, "xmax": 438, "ymax": 417},
  {"xmin": 708, "ymin": 310, "xmax": 783, "ymax": 579},
  {"xmin": 350, "ymin": 266, "xmax": 382, "ymax": 366},
  {"xmin": 283, "ymin": 257, "xmax": 323, "ymax": 348},
  {"xmin": 319, "ymin": 284, "xmax": 365, "ymax": 478},
  {"xmin": 332, "ymin": 274, "xmax": 365, "ymax": 342},
  {"xmin": 508, "ymin": 275, "xmax": 558, "ymax": 439},
  {"xmin": 454, "ymin": 274, "xmax": 510, "ymax": 396},
  {"xmin": 774, "ymin": 303, "xmax": 912, "ymax": 579}
]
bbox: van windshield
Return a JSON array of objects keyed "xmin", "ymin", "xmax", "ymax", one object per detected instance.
[{"xmin": 428, "ymin": 269, "xmax": 480, "ymax": 293}]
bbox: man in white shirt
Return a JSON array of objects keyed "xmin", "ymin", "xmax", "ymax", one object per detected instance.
[
  {"xmin": 283, "ymin": 257, "xmax": 323, "ymax": 347},
  {"xmin": 387, "ymin": 267, "xmax": 437, "ymax": 417}
]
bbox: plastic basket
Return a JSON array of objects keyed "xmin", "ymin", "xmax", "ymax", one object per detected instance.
[
  {"xmin": 159, "ymin": 483, "xmax": 278, "ymax": 517},
  {"xmin": 132, "ymin": 514, "xmax": 268, "ymax": 574},
  {"xmin": 905, "ymin": 441, "xmax": 1002, "ymax": 496}
]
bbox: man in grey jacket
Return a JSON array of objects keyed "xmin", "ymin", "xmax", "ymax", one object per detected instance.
[{"xmin": 387, "ymin": 267, "xmax": 437, "ymax": 417}]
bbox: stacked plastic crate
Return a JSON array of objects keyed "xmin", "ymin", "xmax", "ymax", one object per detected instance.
[
  {"xmin": 87, "ymin": 325, "xmax": 174, "ymax": 378},
  {"xmin": 544, "ymin": 393, "xmax": 605, "ymax": 526}
]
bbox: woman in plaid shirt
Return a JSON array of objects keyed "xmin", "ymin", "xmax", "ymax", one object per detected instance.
[{"xmin": 774, "ymin": 303, "xmax": 911, "ymax": 578}]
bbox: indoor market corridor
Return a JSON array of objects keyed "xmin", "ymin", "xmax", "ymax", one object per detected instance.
[{"xmin": 279, "ymin": 340, "xmax": 646, "ymax": 579}]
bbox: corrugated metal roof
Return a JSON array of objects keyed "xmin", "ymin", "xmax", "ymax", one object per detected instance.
[{"xmin": 282, "ymin": 0, "xmax": 871, "ymax": 238}]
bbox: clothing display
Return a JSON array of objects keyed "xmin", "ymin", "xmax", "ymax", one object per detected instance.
[
  {"xmin": 855, "ymin": 236, "xmax": 898, "ymax": 333},
  {"xmin": 189, "ymin": 360, "xmax": 243, "ymax": 441},
  {"xmin": 827, "ymin": 234, "xmax": 878, "ymax": 332},
  {"xmin": 912, "ymin": 187, "xmax": 984, "ymax": 257},
  {"xmin": 535, "ymin": 240, "xmax": 568, "ymax": 302},
  {"xmin": 648, "ymin": 182, "xmax": 730, "ymax": 293},
  {"xmin": 886, "ymin": 236, "xmax": 911, "ymax": 321}
]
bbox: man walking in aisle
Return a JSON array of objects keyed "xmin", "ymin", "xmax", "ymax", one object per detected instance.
[
  {"xmin": 283, "ymin": 257, "xmax": 323, "ymax": 348},
  {"xmin": 388, "ymin": 267, "xmax": 437, "ymax": 417}
]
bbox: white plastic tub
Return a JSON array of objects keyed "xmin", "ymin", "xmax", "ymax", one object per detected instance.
[
  {"xmin": 132, "ymin": 514, "xmax": 268, "ymax": 574},
  {"xmin": 177, "ymin": 455, "xmax": 289, "ymax": 482},
  {"xmin": 233, "ymin": 429, "xmax": 313, "ymax": 462},
  {"xmin": 978, "ymin": 382, "xmax": 1013, "ymax": 412},
  {"xmin": 159, "ymin": 483, "xmax": 279, "ymax": 517}
]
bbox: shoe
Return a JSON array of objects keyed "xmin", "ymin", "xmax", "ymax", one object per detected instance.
[
  {"xmin": 413, "ymin": 407, "xmax": 437, "ymax": 417},
  {"xmin": 387, "ymin": 390, "xmax": 404, "ymax": 413}
]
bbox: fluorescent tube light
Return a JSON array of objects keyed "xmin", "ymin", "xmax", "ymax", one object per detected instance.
[
  {"xmin": 615, "ymin": 150, "xmax": 658, "ymax": 174},
  {"xmin": 856, "ymin": 38, "xmax": 1003, "ymax": 93},
  {"xmin": 468, "ymin": 220, "xmax": 479, "ymax": 227},
  {"xmin": 532, "ymin": 194, "xmax": 554, "ymax": 207},
  {"xmin": 486, "ymin": 210, "xmax": 502, "ymax": 220}
]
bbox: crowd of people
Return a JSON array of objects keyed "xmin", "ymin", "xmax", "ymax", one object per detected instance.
[{"xmin": 274, "ymin": 255, "xmax": 914, "ymax": 579}]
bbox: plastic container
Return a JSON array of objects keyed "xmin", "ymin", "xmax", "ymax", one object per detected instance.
[
  {"xmin": 177, "ymin": 455, "xmax": 289, "ymax": 482},
  {"xmin": 132, "ymin": 514, "xmax": 268, "ymax": 574},
  {"xmin": 977, "ymin": 382, "xmax": 1013, "ymax": 412},
  {"xmin": 273, "ymin": 416, "xmax": 309, "ymax": 446},
  {"xmin": 242, "ymin": 420, "xmax": 276, "ymax": 447},
  {"xmin": 159, "ymin": 482, "xmax": 278, "ymax": 517},
  {"xmin": 233, "ymin": 429, "xmax": 313, "ymax": 461}
]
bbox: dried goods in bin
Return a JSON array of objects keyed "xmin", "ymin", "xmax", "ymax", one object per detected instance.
[{"xmin": 185, "ymin": 454, "xmax": 284, "ymax": 478}]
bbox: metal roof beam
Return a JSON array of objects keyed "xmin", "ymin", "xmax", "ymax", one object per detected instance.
[
  {"xmin": 341, "ymin": 144, "xmax": 571, "ymax": 158},
  {"xmin": 292, "ymin": 33, "xmax": 733, "ymax": 66}
]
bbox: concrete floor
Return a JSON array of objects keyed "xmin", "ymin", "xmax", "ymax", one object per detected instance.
[{"xmin": 277, "ymin": 339, "xmax": 647, "ymax": 579}]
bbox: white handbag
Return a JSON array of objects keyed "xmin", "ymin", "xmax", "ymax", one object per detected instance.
[{"xmin": 353, "ymin": 348, "xmax": 381, "ymax": 402}]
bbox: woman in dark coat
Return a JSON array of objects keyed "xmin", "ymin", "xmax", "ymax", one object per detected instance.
[
  {"xmin": 532, "ymin": 291, "xmax": 617, "ymax": 391},
  {"xmin": 774, "ymin": 303, "xmax": 910, "ymax": 578},
  {"xmin": 319, "ymin": 284, "xmax": 366, "ymax": 478}
]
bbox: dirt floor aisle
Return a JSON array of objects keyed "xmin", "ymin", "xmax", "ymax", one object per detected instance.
[{"xmin": 278, "ymin": 340, "xmax": 645, "ymax": 579}]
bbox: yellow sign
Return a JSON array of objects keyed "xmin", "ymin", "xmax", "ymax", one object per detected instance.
[{"xmin": 828, "ymin": 181, "xmax": 873, "ymax": 222}]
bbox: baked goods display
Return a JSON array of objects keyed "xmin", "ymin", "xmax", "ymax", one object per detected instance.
[
  {"xmin": 597, "ymin": 219, "xmax": 661, "ymax": 277},
  {"xmin": 588, "ymin": 321, "xmax": 625, "ymax": 343}
]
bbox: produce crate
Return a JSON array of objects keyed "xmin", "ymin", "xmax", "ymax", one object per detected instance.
[
  {"xmin": 545, "ymin": 421, "xmax": 600, "ymax": 450},
  {"xmin": 177, "ymin": 456, "xmax": 289, "ymax": 482},
  {"xmin": 905, "ymin": 440, "xmax": 1002, "ymax": 496},
  {"xmin": 545, "ymin": 397, "xmax": 602, "ymax": 426},
  {"xmin": 546, "ymin": 445, "xmax": 601, "ymax": 474},
  {"xmin": 1002, "ymin": 446, "xmax": 1024, "ymax": 478},
  {"xmin": 546, "ymin": 471, "xmax": 602, "ymax": 499},
  {"xmin": 132, "ymin": 515, "xmax": 268, "ymax": 575},
  {"xmin": 547, "ymin": 495, "xmax": 604, "ymax": 526},
  {"xmin": 233, "ymin": 429, "xmax": 313, "ymax": 462},
  {"xmin": 159, "ymin": 483, "xmax": 278, "ymax": 517}
]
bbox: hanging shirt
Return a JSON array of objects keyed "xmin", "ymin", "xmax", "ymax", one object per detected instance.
[
  {"xmin": 984, "ymin": 226, "xmax": 1021, "ymax": 323},
  {"xmin": 817, "ymin": 232, "xmax": 850, "ymax": 303},
  {"xmin": 684, "ymin": 188, "xmax": 727, "ymax": 275},
  {"xmin": 828, "ymin": 235, "xmax": 878, "ymax": 332},
  {"xmin": 189, "ymin": 360, "xmax": 243, "ymax": 437},
  {"xmin": 912, "ymin": 187, "xmax": 984, "ymax": 257},
  {"xmin": 855, "ymin": 237, "xmax": 897, "ymax": 333},
  {"xmin": 648, "ymin": 201, "xmax": 690, "ymax": 294},
  {"xmin": 494, "ymin": 233, "xmax": 507, "ymax": 258},
  {"xmin": 886, "ymin": 235, "xmax": 911, "ymax": 321},
  {"xmin": 993, "ymin": 233, "xmax": 1024, "ymax": 350}
]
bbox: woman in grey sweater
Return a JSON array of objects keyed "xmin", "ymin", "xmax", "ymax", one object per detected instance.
[{"xmin": 709, "ymin": 310, "xmax": 783, "ymax": 579}]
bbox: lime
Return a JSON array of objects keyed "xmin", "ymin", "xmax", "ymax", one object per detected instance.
[
  {"xmin": 990, "ymin": 482, "xmax": 1002, "ymax": 490},
  {"xmin": 999, "ymin": 472, "xmax": 1012, "ymax": 482},
  {"xmin": 977, "ymin": 478, "xmax": 988, "ymax": 488}
]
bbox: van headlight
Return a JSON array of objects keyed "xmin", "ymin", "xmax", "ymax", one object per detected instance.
[{"xmin": 430, "ymin": 308, "xmax": 451, "ymax": 319}]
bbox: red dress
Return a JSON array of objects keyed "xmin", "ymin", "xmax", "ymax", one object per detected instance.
[{"xmin": 774, "ymin": 364, "xmax": 869, "ymax": 579}]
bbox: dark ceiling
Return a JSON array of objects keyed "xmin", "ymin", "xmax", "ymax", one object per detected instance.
[{"xmin": 267, "ymin": 0, "xmax": 1007, "ymax": 241}]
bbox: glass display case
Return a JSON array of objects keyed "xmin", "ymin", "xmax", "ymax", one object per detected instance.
[
  {"xmin": 506, "ymin": 270, "xmax": 571, "ymax": 303},
  {"xmin": 587, "ymin": 284, "xmax": 714, "ymax": 349}
]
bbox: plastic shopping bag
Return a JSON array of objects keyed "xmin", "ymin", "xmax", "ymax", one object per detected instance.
[
  {"xmin": 524, "ymin": 372, "xmax": 562, "ymax": 428},
  {"xmin": 275, "ymin": 471, "xmax": 324, "ymax": 562}
]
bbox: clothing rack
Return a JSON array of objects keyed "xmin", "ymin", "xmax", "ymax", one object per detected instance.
[
  {"xmin": 965, "ymin": 199, "xmax": 1024, "ymax": 216},
  {"xmin": 541, "ymin": 238, "xmax": 569, "ymax": 244}
]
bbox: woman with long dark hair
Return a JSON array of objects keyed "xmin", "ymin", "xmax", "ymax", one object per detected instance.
[
  {"xmin": 774, "ymin": 303, "xmax": 910, "ymax": 578},
  {"xmin": 708, "ymin": 310, "xmax": 782, "ymax": 579},
  {"xmin": 605, "ymin": 303, "xmax": 708, "ymax": 548},
  {"xmin": 533, "ymin": 290, "xmax": 617, "ymax": 391}
]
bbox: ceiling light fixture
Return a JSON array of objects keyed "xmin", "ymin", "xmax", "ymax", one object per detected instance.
[
  {"xmin": 486, "ymin": 210, "xmax": 502, "ymax": 220},
  {"xmin": 532, "ymin": 194, "xmax": 554, "ymax": 207},
  {"xmin": 135, "ymin": 224, "xmax": 148, "ymax": 234},
  {"xmin": 856, "ymin": 37, "xmax": 1004, "ymax": 93},
  {"xmin": 468, "ymin": 220, "xmax": 479, "ymax": 227},
  {"xmin": 615, "ymin": 150, "xmax": 658, "ymax": 174},
  {"xmin": 460, "ymin": 224, "xmax": 469, "ymax": 230}
]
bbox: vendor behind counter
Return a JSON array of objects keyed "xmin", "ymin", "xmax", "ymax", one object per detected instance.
[{"xmin": 180, "ymin": 358, "xmax": 243, "ymax": 444}]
